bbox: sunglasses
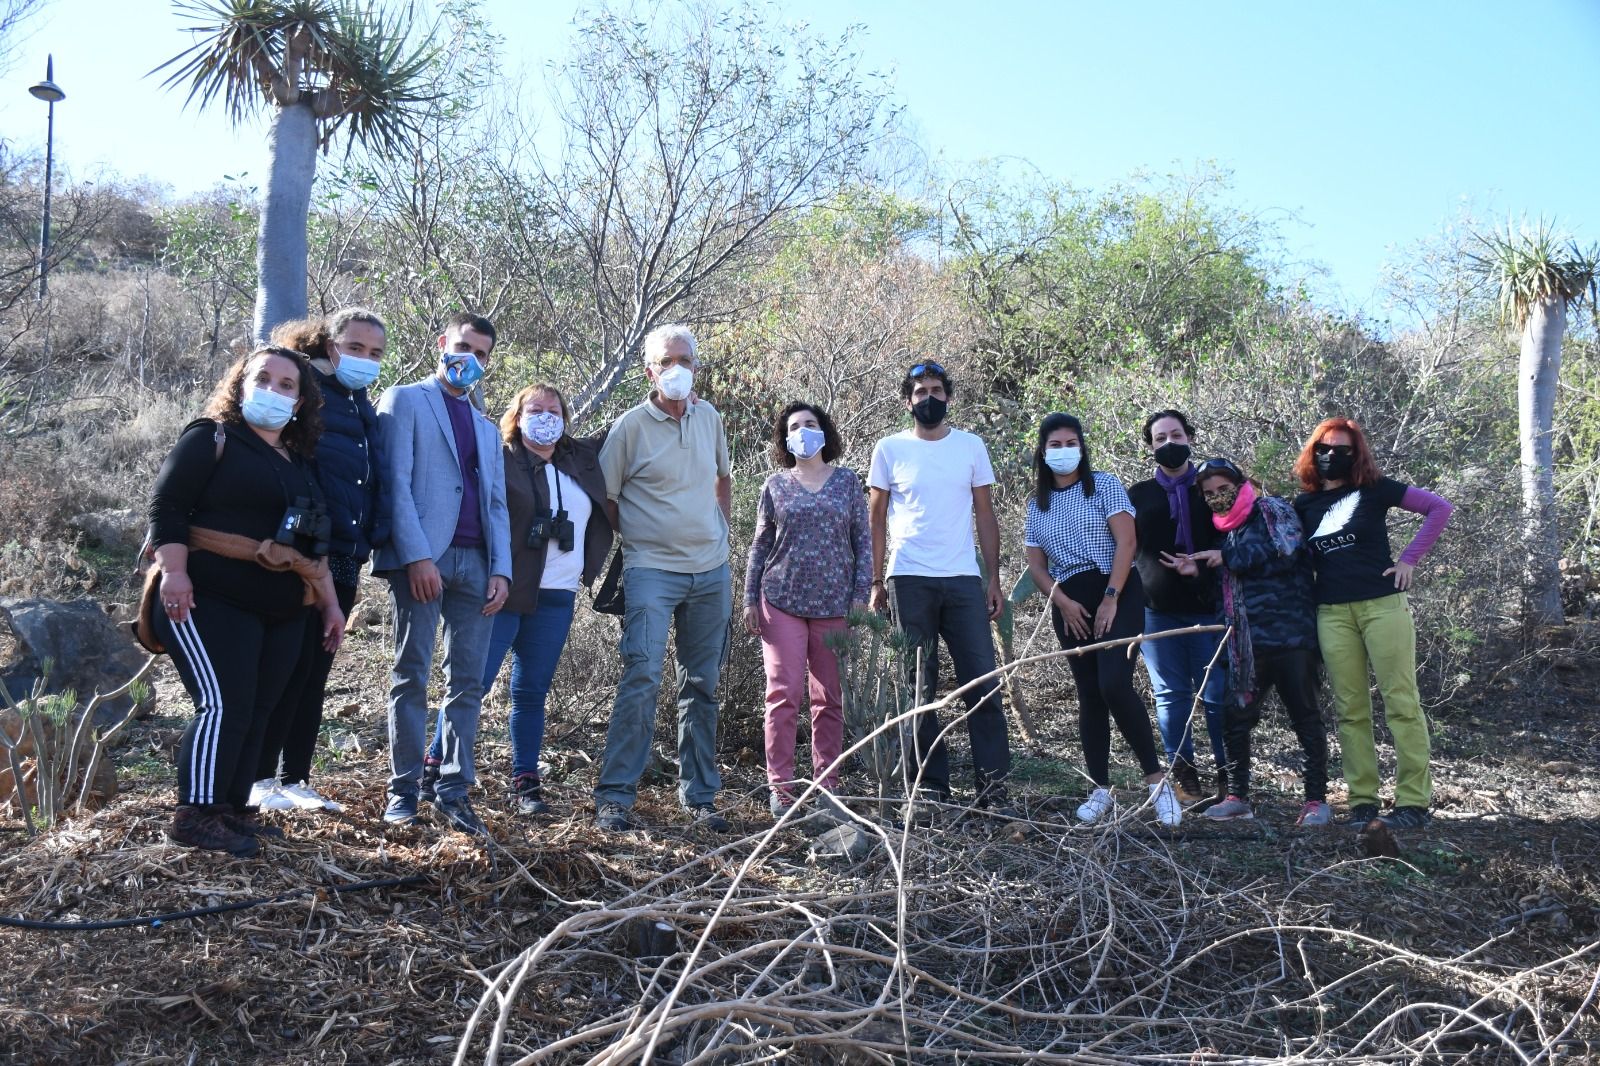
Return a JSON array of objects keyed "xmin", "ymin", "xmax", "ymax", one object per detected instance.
[
  {"xmin": 1314, "ymin": 443, "xmax": 1354, "ymax": 457},
  {"xmin": 1195, "ymin": 457, "xmax": 1244, "ymax": 481},
  {"xmin": 907, "ymin": 361, "xmax": 946, "ymax": 378}
]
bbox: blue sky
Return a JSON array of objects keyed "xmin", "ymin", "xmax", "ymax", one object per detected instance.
[{"xmin": 2, "ymin": 0, "xmax": 1597, "ymax": 320}]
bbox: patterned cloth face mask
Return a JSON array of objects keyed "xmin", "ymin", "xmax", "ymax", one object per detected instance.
[{"xmin": 786, "ymin": 427, "xmax": 825, "ymax": 459}]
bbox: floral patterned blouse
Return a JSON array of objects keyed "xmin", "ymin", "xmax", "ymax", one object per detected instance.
[{"xmin": 744, "ymin": 467, "xmax": 872, "ymax": 618}]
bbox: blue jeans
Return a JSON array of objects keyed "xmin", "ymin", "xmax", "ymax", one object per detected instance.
[
  {"xmin": 427, "ymin": 588, "xmax": 577, "ymax": 779},
  {"xmin": 594, "ymin": 564, "xmax": 730, "ymax": 810},
  {"xmin": 386, "ymin": 546, "xmax": 494, "ymax": 802},
  {"xmin": 1139, "ymin": 608, "xmax": 1227, "ymax": 768}
]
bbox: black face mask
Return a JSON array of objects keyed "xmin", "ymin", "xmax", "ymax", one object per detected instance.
[
  {"xmin": 911, "ymin": 396, "xmax": 947, "ymax": 427},
  {"xmin": 1315, "ymin": 451, "xmax": 1354, "ymax": 480},
  {"xmin": 1153, "ymin": 442, "xmax": 1191, "ymax": 469}
]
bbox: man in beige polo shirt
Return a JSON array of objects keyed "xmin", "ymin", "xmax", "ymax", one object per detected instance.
[{"xmin": 593, "ymin": 323, "xmax": 734, "ymax": 832}]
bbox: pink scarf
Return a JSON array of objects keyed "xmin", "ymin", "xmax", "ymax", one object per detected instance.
[{"xmin": 1212, "ymin": 481, "xmax": 1256, "ymax": 532}]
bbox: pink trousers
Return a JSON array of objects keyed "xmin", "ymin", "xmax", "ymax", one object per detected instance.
[{"xmin": 757, "ymin": 599, "xmax": 846, "ymax": 797}]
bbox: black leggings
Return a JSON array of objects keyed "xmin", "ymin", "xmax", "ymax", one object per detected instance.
[
  {"xmin": 258, "ymin": 580, "xmax": 357, "ymax": 784},
  {"xmin": 1222, "ymin": 647, "xmax": 1328, "ymax": 801},
  {"xmin": 1051, "ymin": 570, "xmax": 1163, "ymax": 787},
  {"xmin": 154, "ymin": 591, "xmax": 309, "ymax": 808}
]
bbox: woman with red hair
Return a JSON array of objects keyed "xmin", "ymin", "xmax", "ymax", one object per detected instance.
[{"xmin": 1292, "ymin": 418, "xmax": 1453, "ymax": 831}]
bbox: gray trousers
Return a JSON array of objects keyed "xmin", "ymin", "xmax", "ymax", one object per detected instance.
[
  {"xmin": 594, "ymin": 563, "xmax": 731, "ymax": 810},
  {"xmin": 385, "ymin": 545, "xmax": 494, "ymax": 802}
]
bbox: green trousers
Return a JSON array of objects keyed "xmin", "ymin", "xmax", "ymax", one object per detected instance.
[{"xmin": 1316, "ymin": 593, "xmax": 1432, "ymax": 810}]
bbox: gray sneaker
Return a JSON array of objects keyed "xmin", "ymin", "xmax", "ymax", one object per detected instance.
[
  {"xmin": 1377, "ymin": 806, "xmax": 1430, "ymax": 830},
  {"xmin": 595, "ymin": 801, "xmax": 634, "ymax": 833},
  {"xmin": 1296, "ymin": 800, "xmax": 1333, "ymax": 827},
  {"xmin": 1204, "ymin": 795, "xmax": 1254, "ymax": 821},
  {"xmin": 688, "ymin": 803, "xmax": 731, "ymax": 833}
]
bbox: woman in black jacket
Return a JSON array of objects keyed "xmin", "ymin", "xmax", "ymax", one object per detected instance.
[
  {"xmin": 252, "ymin": 309, "xmax": 389, "ymax": 811},
  {"xmin": 423, "ymin": 383, "xmax": 614, "ymax": 815},
  {"xmin": 147, "ymin": 347, "xmax": 344, "ymax": 855},
  {"xmin": 1181, "ymin": 458, "xmax": 1328, "ymax": 826}
]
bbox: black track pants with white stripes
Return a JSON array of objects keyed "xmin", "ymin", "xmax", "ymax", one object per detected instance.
[{"xmin": 155, "ymin": 591, "xmax": 310, "ymax": 808}]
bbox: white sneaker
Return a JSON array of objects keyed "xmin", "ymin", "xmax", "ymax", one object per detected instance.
[
  {"xmin": 249, "ymin": 778, "xmax": 295, "ymax": 811},
  {"xmin": 1150, "ymin": 779, "xmax": 1183, "ymax": 828},
  {"xmin": 1076, "ymin": 787, "xmax": 1114, "ymax": 824},
  {"xmin": 280, "ymin": 781, "xmax": 344, "ymax": 812}
]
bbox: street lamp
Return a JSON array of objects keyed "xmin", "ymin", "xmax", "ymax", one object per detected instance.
[{"xmin": 28, "ymin": 55, "xmax": 65, "ymax": 301}]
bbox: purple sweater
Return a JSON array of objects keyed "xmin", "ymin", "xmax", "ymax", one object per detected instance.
[{"xmin": 745, "ymin": 468, "xmax": 872, "ymax": 618}]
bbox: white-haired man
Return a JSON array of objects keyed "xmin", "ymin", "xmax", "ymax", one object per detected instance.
[{"xmin": 593, "ymin": 324, "xmax": 734, "ymax": 832}]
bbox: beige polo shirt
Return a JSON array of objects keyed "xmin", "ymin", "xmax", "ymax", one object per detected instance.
[{"xmin": 599, "ymin": 395, "xmax": 730, "ymax": 574}]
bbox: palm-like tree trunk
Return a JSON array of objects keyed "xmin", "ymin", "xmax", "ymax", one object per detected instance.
[
  {"xmin": 1519, "ymin": 296, "xmax": 1566, "ymax": 626},
  {"xmin": 253, "ymin": 101, "xmax": 317, "ymax": 342}
]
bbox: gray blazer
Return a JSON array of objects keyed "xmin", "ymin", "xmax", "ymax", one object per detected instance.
[{"xmin": 372, "ymin": 375, "xmax": 511, "ymax": 580}]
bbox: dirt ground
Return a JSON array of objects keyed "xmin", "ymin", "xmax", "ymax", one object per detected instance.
[{"xmin": 1, "ymin": 602, "xmax": 1598, "ymax": 1064}]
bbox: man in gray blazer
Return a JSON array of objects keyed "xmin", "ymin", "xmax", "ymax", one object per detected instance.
[{"xmin": 373, "ymin": 311, "xmax": 511, "ymax": 835}]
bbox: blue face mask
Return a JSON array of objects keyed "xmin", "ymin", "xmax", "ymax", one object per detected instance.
[
  {"xmin": 242, "ymin": 386, "xmax": 295, "ymax": 431},
  {"xmin": 441, "ymin": 352, "xmax": 485, "ymax": 390},
  {"xmin": 333, "ymin": 352, "xmax": 381, "ymax": 391},
  {"xmin": 785, "ymin": 426, "xmax": 826, "ymax": 460},
  {"xmin": 1044, "ymin": 446, "xmax": 1081, "ymax": 475}
]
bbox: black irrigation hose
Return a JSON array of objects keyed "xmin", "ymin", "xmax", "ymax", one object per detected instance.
[{"xmin": 0, "ymin": 874, "xmax": 430, "ymax": 932}]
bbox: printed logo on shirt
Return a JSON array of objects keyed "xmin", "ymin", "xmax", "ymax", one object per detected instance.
[{"xmin": 1310, "ymin": 491, "xmax": 1360, "ymax": 554}]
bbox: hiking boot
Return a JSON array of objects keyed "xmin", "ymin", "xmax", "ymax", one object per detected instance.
[
  {"xmin": 595, "ymin": 801, "xmax": 635, "ymax": 833},
  {"xmin": 419, "ymin": 759, "xmax": 441, "ymax": 805},
  {"xmin": 688, "ymin": 803, "xmax": 731, "ymax": 833},
  {"xmin": 220, "ymin": 805, "xmax": 285, "ymax": 840},
  {"xmin": 383, "ymin": 792, "xmax": 419, "ymax": 826},
  {"xmin": 1204, "ymin": 795, "xmax": 1254, "ymax": 821},
  {"xmin": 512, "ymin": 773, "xmax": 550, "ymax": 816},
  {"xmin": 1076, "ymin": 787, "xmax": 1114, "ymax": 824},
  {"xmin": 905, "ymin": 789, "xmax": 949, "ymax": 829},
  {"xmin": 769, "ymin": 787, "xmax": 796, "ymax": 819},
  {"xmin": 1170, "ymin": 760, "xmax": 1204, "ymax": 804},
  {"xmin": 1377, "ymin": 806, "xmax": 1430, "ymax": 831},
  {"xmin": 1296, "ymin": 800, "xmax": 1333, "ymax": 827},
  {"xmin": 169, "ymin": 805, "xmax": 259, "ymax": 858},
  {"xmin": 1342, "ymin": 802, "xmax": 1380, "ymax": 826},
  {"xmin": 435, "ymin": 795, "xmax": 488, "ymax": 837},
  {"xmin": 1150, "ymin": 779, "xmax": 1183, "ymax": 828}
]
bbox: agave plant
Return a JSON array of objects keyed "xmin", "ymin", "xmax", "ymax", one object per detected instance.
[
  {"xmin": 1469, "ymin": 218, "xmax": 1598, "ymax": 626},
  {"xmin": 154, "ymin": 0, "xmax": 438, "ymax": 341}
]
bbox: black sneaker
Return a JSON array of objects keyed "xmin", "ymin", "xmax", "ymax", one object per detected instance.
[
  {"xmin": 687, "ymin": 803, "xmax": 731, "ymax": 833},
  {"xmin": 419, "ymin": 760, "xmax": 441, "ymax": 805},
  {"xmin": 595, "ymin": 801, "xmax": 634, "ymax": 832},
  {"xmin": 1342, "ymin": 803, "xmax": 1380, "ymax": 826},
  {"xmin": 383, "ymin": 792, "xmax": 419, "ymax": 826},
  {"xmin": 1377, "ymin": 806, "xmax": 1430, "ymax": 831},
  {"xmin": 435, "ymin": 795, "xmax": 488, "ymax": 837},
  {"xmin": 219, "ymin": 806, "xmax": 285, "ymax": 840},
  {"xmin": 512, "ymin": 773, "xmax": 549, "ymax": 816},
  {"xmin": 168, "ymin": 805, "xmax": 259, "ymax": 858}
]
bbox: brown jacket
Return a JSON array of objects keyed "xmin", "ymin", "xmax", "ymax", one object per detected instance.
[{"xmin": 503, "ymin": 432, "xmax": 613, "ymax": 614}]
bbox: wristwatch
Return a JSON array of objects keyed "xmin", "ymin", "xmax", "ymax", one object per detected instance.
[{"xmin": 1103, "ymin": 585, "xmax": 1118, "ymax": 599}]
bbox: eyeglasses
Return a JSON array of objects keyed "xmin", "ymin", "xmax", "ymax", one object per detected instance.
[
  {"xmin": 1313, "ymin": 443, "xmax": 1354, "ymax": 457},
  {"xmin": 906, "ymin": 361, "xmax": 946, "ymax": 379}
]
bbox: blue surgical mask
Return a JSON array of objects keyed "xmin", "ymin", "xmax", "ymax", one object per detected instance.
[
  {"xmin": 441, "ymin": 352, "xmax": 484, "ymax": 390},
  {"xmin": 521, "ymin": 411, "xmax": 564, "ymax": 446},
  {"xmin": 786, "ymin": 426, "xmax": 826, "ymax": 460},
  {"xmin": 241, "ymin": 387, "xmax": 295, "ymax": 431},
  {"xmin": 1044, "ymin": 447, "xmax": 1081, "ymax": 475},
  {"xmin": 333, "ymin": 352, "xmax": 381, "ymax": 391}
]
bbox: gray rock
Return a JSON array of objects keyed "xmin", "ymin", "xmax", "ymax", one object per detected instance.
[
  {"xmin": 69, "ymin": 509, "xmax": 145, "ymax": 553},
  {"xmin": 809, "ymin": 822, "xmax": 878, "ymax": 863},
  {"xmin": 0, "ymin": 598, "xmax": 154, "ymax": 728}
]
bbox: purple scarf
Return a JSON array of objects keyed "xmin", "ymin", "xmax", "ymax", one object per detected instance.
[{"xmin": 1154, "ymin": 464, "xmax": 1197, "ymax": 554}]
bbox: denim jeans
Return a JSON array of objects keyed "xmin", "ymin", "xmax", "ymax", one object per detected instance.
[
  {"xmin": 1139, "ymin": 608, "xmax": 1227, "ymax": 769},
  {"xmin": 427, "ymin": 588, "xmax": 576, "ymax": 779},
  {"xmin": 594, "ymin": 564, "xmax": 730, "ymax": 810},
  {"xmin": 886, "ymin": 574, "xmax": 1011, "ymax": 801},
  {"xmin": 386, "ymin": 546, "xmax": 495, "ymax": 802}
]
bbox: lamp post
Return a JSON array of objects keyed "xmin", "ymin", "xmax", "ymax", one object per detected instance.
[{"xmin": 28, "ymin": 55, "xmax": 65, "ymax": 301}]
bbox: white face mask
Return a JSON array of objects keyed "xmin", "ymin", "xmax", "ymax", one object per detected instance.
[
  {"xmin": 521, "ymin": 411, "xmax": 564, "ymax": 446},
  {"xmin": 786, "ymin": 426, "xmax": 825, "ymax": 460},
  {"xmin": 656, "ymin": 363, "xmax": 694, "ymax": 401},
  {"xmin": 1044, "ymin": 446, "xmax": 1081, "ymax": 475},
  {"xmin": 242, "ymin": 386, "xmax": 295, "ymax": 430}
]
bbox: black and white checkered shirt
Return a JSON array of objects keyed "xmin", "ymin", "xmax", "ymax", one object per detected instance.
[{"xmin": 1024, "ymin": 471, "xmax": 1135, "ymax": 582}]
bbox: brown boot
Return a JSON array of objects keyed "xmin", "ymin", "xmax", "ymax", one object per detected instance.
[
  {"xmin": 168, "ymin": 804, "xmax": 259, "ymax": 858},
  {"xmin": 1192, "ymin": 769, "xmax": 1228, "ymax": 814},
  {"xmin": 1170, "ymin": 759, "xmax": 1204, "ymax": 803},
  {"xmin": 219, "ymin": 805, "xmax": 286, "ymax": 840}
]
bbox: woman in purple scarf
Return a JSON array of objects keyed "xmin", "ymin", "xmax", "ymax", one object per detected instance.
[{"xmin": 1127, "ymin": 410, "xmax": 1228, "ymax": 808}]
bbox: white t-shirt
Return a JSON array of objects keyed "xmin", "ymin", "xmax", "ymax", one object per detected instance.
[
  {"xmin": 541, "ymin": 465, "xmax": 592, "ymax": 591},
  {"xmin": 867, "ymin": 428, "xmax": 995, "ymax": 578}
]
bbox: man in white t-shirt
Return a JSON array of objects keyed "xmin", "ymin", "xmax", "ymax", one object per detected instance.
[{"xmin": 867, "ymin": 361, "xmax": 1012, "ymax": 810}]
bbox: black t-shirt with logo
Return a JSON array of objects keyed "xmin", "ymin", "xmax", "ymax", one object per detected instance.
[{"xmin": 1293, "ymin": 477, "xmax": 1408, "ymax": 605}]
